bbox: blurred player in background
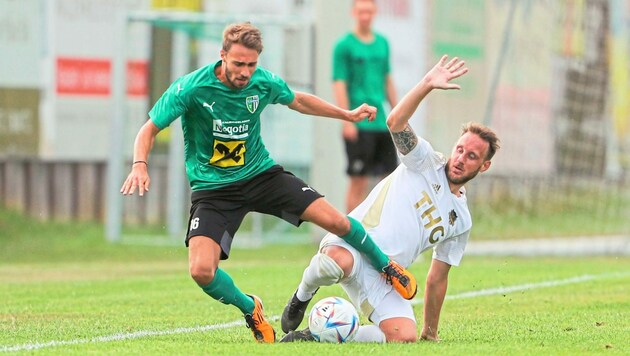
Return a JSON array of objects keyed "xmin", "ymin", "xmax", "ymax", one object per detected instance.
[
  {"xmin": 120, "ymin": 22, "xmax": 416, "ymax": 343},
  {"xmin": 280, "ymin": 55, "xmax": 500, "ymax": 343},
  {"xmin": 334, "ymin": 0, "xmax": 399, "ymax": 212}
]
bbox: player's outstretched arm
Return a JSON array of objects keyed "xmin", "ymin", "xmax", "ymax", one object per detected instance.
[
  {"xmin": 120, "ymin": 120, "xmax": 161, "ymax": 196},
  {"xmin": 421, "ymin": 259, "xmax": 451, "ymax": 342},
  {"xmin": 387, "ymin": 55, "xmax": 468, "ymax": 133},
  {"xmin": 288, "ymin": 91, "xmax": 376, "ymax": 123}
]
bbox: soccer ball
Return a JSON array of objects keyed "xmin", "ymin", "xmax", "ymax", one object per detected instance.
[{"xmin": 308, "ymin": 296, "xmax": 359, "ymax": 343}]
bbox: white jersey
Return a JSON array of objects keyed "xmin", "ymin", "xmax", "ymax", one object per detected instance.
[
  {"xmin": 349, "ymin": 138, "xmax": 471, "ymax": 267},
  {"xmin": 318, "ymin": 137, "xmax": 472, "ymax": 320}
]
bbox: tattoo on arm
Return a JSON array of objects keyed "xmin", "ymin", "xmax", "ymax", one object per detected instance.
[{"xmin": 390, "ymin": 124, "xmax": 418, "ymax": 155}]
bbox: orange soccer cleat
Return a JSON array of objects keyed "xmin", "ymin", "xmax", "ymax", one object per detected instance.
[
  {"xmin": 244, "ymin": 294, "xmax": 276, "ymax": 343},
  {"xmin": 381, "ymin": 260, "xmax": 418, "ymax": 300}
]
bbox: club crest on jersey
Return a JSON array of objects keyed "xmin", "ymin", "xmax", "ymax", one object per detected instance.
[
  {"xmin": 449, "ymin": 209, "xmax": 458, "ymax": 226},
  {"xmin": 246, "ymin": 95, "xmax": 259, "ymax": 114}
]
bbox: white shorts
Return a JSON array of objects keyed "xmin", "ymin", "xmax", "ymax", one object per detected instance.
[{"xmin": 319, "ymin": 233, "xmax": 416, "ymax": 326}]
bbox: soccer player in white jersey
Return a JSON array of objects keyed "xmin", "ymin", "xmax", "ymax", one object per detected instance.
[{"xmin": 280, "ymin": 55, "xmax": 500, "ymax": 343}]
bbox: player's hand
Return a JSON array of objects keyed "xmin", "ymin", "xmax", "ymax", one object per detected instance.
[
  {"xmin": 347, "ymin": 103, "xmax": 376, "ymax": 123},
  {"xmin": 420, "ymin": 333, "xmax": 441, "ymax": 342},
  {"xmin": 120, "ymin": 164, "xmax": 151, "ymax": 196},
  {"xmin": 420, "ymin": 325, "xmax": 441, "ymax": 342},
  {"xmin": 342, "ymin": 122, "xmax": 359, "ymax": 142},
  {"xmin": 424, "ymin": 54, "xmax": 468, "ymax": 90}
]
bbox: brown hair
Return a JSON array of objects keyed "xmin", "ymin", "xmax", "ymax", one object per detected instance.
[
  {"xmin": 461, "ymin": 122, "xmax": 500, "ymax": 160},
  {"xmin": 222, "ymin": 22, "xmax": 264, "ymax": 54}
]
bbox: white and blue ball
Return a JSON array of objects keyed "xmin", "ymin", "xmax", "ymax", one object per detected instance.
[{"xmin": 308, "ymin": 296, "xmax": 359, "ymax": 343}]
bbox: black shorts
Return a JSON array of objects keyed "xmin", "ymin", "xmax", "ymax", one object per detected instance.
[
  {"xmin": 345, "ymin": 131, "xmax": 398, "ymax": 176},
  {"xmin": 185, "ymin": 165, "xmax": 323, "ymax": 260}
]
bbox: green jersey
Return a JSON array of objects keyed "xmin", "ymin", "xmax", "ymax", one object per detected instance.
[
  {"xmin": 149, "ymin": 60, "xmax": 295, "ymax": 191},
  {"xmin": 332, "ymin": 32, "xmax": 391, "ymax": 132}
]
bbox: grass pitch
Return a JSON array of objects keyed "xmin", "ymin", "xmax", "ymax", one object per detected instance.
[{"xmin": 1, "ymin": 208, "xmax": 629, "ymax": 355}]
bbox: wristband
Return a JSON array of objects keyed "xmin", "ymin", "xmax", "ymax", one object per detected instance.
[{"xmin": 133, "ymin": 160, "xmax": 147, "ymax": 166}]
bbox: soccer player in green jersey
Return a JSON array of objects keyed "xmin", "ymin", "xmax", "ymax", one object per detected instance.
[
  {"xmin": 334, "ymin": 0, "xmax": 399, "ymax": 213},
  {"xmin": 120, "ymin": 22, "xmax": 416, "ymax": 343}
]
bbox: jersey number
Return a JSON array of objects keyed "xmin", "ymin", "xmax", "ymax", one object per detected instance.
[{"xmin": 190, "ymin": 217, "xmax": 200, "ymax": 231}]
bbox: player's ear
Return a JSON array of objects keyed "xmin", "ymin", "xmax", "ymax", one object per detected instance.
[{"xmin": 480, "ymin": 160, "xmax": 491, "ymax": 173}]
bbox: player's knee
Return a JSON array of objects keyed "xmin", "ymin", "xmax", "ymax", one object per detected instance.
[
  {"xmin": 313, "ymin": 252, "xmax": 344, "ymax": 283},
  {"xmin": 322, "ymin": 246, "xmax": 353, "ymax": 277},
  {"xmin": 385, "ymin": 329, "xmax": 418, "ymax": 343},
  {"xmin": 189, "ymin": 263, "xmax": 216, "ymax": 286},
  {"xmin": 386, "ymin": 331, "xmax": 418, "ymax": 343},
  {"xmin": 380, "ymin": 319, "xmax": 418, "ymax": 343}
]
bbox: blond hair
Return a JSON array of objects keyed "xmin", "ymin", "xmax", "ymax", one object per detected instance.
[
  {"xmin": 461, "ymin": 122, "xmax": 500, "ymax": 160},
  {"xmin": 222, "ymin": 22, "xmax": 264, "ymax": 53}
]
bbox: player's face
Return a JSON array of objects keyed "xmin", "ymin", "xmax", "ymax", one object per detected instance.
[
  {"xmin": 220, "ymin": 43, "xmax": 259, "ymax": 89},
  {"xmin": 446, "ymin": 132, "xmax": 492, "ymax": 185},
  {"xmin": 353, "ymin": 0, "xmax": 376, "ymax": 30}
]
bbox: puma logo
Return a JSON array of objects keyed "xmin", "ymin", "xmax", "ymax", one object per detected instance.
[
  {"xmin": 203, "ymin": 101, "xmax": 216, "ymax": 112},
  {"xmin": 302, "ymin": 186, "xmax": 315, "ymax": 192}
]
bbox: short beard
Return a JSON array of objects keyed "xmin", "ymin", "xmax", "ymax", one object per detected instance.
[
  {"xmin": 446, "ymin": 160, "xmax": 481, "ymax": 185},
  {"xmin": 224, "ymin": 67, "xmax": 248, "ymax": 89}
]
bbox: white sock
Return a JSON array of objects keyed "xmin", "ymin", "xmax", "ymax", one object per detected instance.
[
  {"xmin": 353, "ymin": 325, "xmax": 386, "ymax": 343},
  {"xmin": 296, "ymin": 253, "xmax": 343, "ymax": 301}
]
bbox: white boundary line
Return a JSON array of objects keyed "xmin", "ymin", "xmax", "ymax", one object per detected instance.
[
  {"xmin": 2, "ymin": 272, "xmax": 628, "ymax": 352},
  {"xmin": 1, "ymin": 321, "xmax": 245, "ymax": 353},
  {"xmin": 411, "ymin": 271, "xmax": 630, "ymax": 305}
]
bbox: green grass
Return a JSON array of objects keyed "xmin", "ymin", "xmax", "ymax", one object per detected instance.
[
  {"xmin": 470, "ymin": 183, "xmax": 630, "ymax": 239},
  {"xmin": 472, "ymin": 206, "xmax": 630, "ymax": 240},
  {"xmin": 1, "ymin": 208, "xmax": 629, "ymax": 355}
]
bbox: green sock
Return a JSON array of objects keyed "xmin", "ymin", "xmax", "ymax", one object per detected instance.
[
  {"xmin": 200, "ymin": 268, "xmax": 255, "ymax": 315},
  {"xmin": 340, "ymin": 216, "xmax": 390, "ymax": 271}
]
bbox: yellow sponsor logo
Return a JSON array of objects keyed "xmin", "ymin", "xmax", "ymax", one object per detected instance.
[{"xmin": 210, "ymin": 139, "xmax": 246, "ymax": 167}]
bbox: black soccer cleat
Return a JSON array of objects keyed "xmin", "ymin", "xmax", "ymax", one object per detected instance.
[
  {"xmin": 280, "ymin": 289, "xmax": 317, "ymax": 333},
  {"xmin": 279, "ymin": 328, "xmax": 316, "ymax": 343}
]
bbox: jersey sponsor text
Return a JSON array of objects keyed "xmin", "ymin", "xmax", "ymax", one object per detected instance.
[{"xmin": 415, "ymin": 190, "xmax": 445, "ymax": 244}]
